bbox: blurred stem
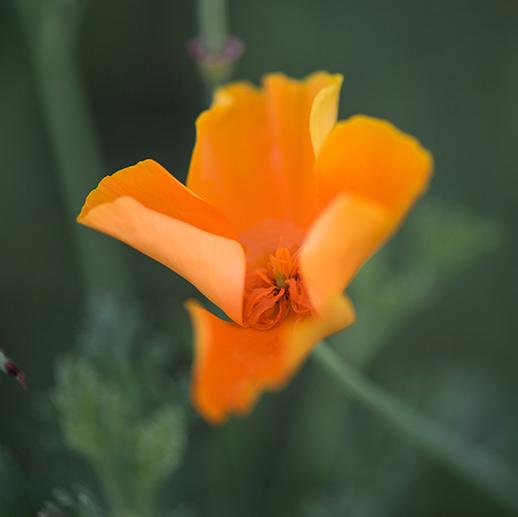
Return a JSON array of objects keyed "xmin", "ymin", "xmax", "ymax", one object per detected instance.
[
  {"xmin": 195, "ymin": 0, "xmax": 241, "ymax": 100},
  {"xmin": 16, "ymin": 1, "xmax": 133, "ymax": 299},
  {"xmin": 198, "ymin": 0, "xmax": 228, "ymax": 53},
  {"xmin": 314, "ymin": 343, "xmax": 518, "ymax": 514},
  {"xmin": 95, "ymin": 456, "xmax": 154, "ymax": 517},
  {"xmin": 97, "ymin": 466, "xmax": 131, "ymax": 517}
]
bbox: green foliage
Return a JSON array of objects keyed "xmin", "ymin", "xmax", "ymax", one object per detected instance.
[
  {"xmin": 3, "ymin": 1, "xmax": 516, "ymax": 514},
  {"xmin": 40, "ymin": 487, "xmax": 102, "ymax": 517},
  {"xmin": 341, "ymin": 200, "xmax": 503, "ymax": 364},
  {"xmin": 15, "ymin": 0, "xmax": 89, "ymax": 47},
  {"xmin": 52, "ymin": 299, "xmax": 188, "ymax": 517}
]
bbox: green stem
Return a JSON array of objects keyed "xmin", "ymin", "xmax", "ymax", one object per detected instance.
[
  {"xmin": 314, "ymin": 343, "xmax": 518, "ymax": 513},
  {"xmin": 198, "ymin": 0, "xmax": 228, "ymax": 53},
  {"xmin": 195, "ymin": 0, "xmax": 238, "ymax": 99},
  {"xmin": 16, "ymin": 1, "xmax": 133, "ymax": 299},
  {"xmin": 97, "ymin": 467, "xmax": 131, "ymax": 517}
]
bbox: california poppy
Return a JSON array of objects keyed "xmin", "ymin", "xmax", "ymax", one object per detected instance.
[{"xmin": 78, "ymin": 72, "xmax": 432, "ymax": 423}]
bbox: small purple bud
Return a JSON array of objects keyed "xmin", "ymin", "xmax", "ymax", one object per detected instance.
[
  {"xmin": 187, "ymin": 36, "xmax": 244, "ymax": 89},
  {"xmin": 5, "ymin": 360, "xmax": 27, "ymax": 389},
  {"xmin": 0, "ymin": 350, "xmax": 27, "ymax": 389},
  {"xmin": 188, "ymin": 36, "xmax": 244, "ymax": 65}
]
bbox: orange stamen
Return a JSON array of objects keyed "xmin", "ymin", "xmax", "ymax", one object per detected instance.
[{"xmin": 243, "ymin": 248, "xmax": 313, "ymax": 330}]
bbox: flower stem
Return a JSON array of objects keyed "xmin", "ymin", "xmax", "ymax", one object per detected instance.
[
  {"xmin": 314, "ymin": 342, "xmax": 518, "ymax": 513},
  {"xmin": 193, "ymin": 0, "xmax": 242, "ymax": 100},
  {"xmin": 16, "ymin": 0, "xmax": 133, "ymax": 299},
  {"xmin": 198, "ymin": 0, "xmax": 228, "ymax": 53}
]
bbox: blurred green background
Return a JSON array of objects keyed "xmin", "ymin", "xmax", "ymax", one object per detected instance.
[{"xmin": 1, "ymin": 0, "xmax": 517, "ymax": 515}]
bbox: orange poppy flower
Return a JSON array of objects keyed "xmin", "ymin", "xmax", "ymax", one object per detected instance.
[{"xmin": 78, "ymin": 72, "xmax": 432, "ymax": 423}]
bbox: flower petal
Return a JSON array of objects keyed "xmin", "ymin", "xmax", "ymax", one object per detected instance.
[
  {"xmin": 310, "ymin": 74, "xmax": 343, "ymax": 156},
  {"xmin": 187, "ymin": 72, "xmax": 343, "ymax": 233},
  {"xmin": 79, "ymin": 159, "xmax": 237, "ymax": 238},
  {"xmin": 303, "ymin": 116, "xmax": 432, "ymax": 313},
  {"xmin": 315, "ymin": 115, "xmax": 433, "ymax": 217},
  {"xmin": 188, "ymin": 83, "xmax": 282, "ymax": 234},
  {"xmin": 300, "ymin": 194, "xmax": 394, "ymax": 315},
  {"xmin": 263, "ymin": 72, "xmax": 343, "ymax": 225},
  {"xmin": 186, "ymin": 295, "xmax": 354, "ymax": 423},
  {"xmin": 78, "ymin": 160, "xmax": 245, "ymax": 323}
]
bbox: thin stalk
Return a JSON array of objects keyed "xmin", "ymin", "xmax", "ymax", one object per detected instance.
[
  {"xmin": 314, "ymin": 343, "xmax": 518, "ymax": 514},
  {"xmin": 194, "ymin": 0, "xmax": 242, "ymax": 99},
  {"xmin": 198, "ymin": 0, "xmax": 228, "ymax": 53},
  {"xmin": 16, "ymin": 1, "xmax": 133, "ymax": 299}
]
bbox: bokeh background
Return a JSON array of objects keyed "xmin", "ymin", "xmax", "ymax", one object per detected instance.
[{"xmin": 1, "ymin": 0, "xmax": 518, "ymax": 516}]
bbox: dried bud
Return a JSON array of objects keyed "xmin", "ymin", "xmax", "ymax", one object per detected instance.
[
  {"xmin": 188, "ymin": 36, "xmax": 244, "ymax": 90},
  {"xmin": 0, "ymin": 349, "xmax": 27, "ymax": 389}
]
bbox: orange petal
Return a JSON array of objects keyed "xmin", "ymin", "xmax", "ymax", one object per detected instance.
[
  {"xmin": 78, "ymin": 160, "xmax": 245, "ymax": 323},
  {"xmin": 263, "ymin": 72, "xmax": 343, "ymax": 225},
  {"xmin": 188, "ymin": 83, "xmax": 284, "ymax": 233},
  {"xmin": 79, "ymin": 159, "xmax": 237, "ymax": 239},
  {"xmin": 186, "ymin": 295, "xmax": 355, "ymax": 423},
  {"xmin": 187, "ymin": 73, "xmax": 343, "ymax": 234},
  {"xmin": 315, "ymin": 115, "xmax": 433, "ymax": 217},
  {"xmin": 300, "ymin": 194, "xmax": 394, "ymax": 315},
  {"xmin": 309, "ymin": 73, "xmax": 343, "ymax": 156}
]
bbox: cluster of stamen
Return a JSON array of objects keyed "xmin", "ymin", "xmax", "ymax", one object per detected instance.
[{"xmin": 243, "ymin": 248, "xmax": 313, "ymax": 330}]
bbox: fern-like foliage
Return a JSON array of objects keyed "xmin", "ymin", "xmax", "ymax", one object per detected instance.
[{"xmin": 51, "ymin": 299, "xmax": 188, "ymax": 517}]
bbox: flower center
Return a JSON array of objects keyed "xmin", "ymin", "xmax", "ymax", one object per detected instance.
[{"xmin": 243, "ymin": 247, "xmax": 313, "ymax": 330}]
